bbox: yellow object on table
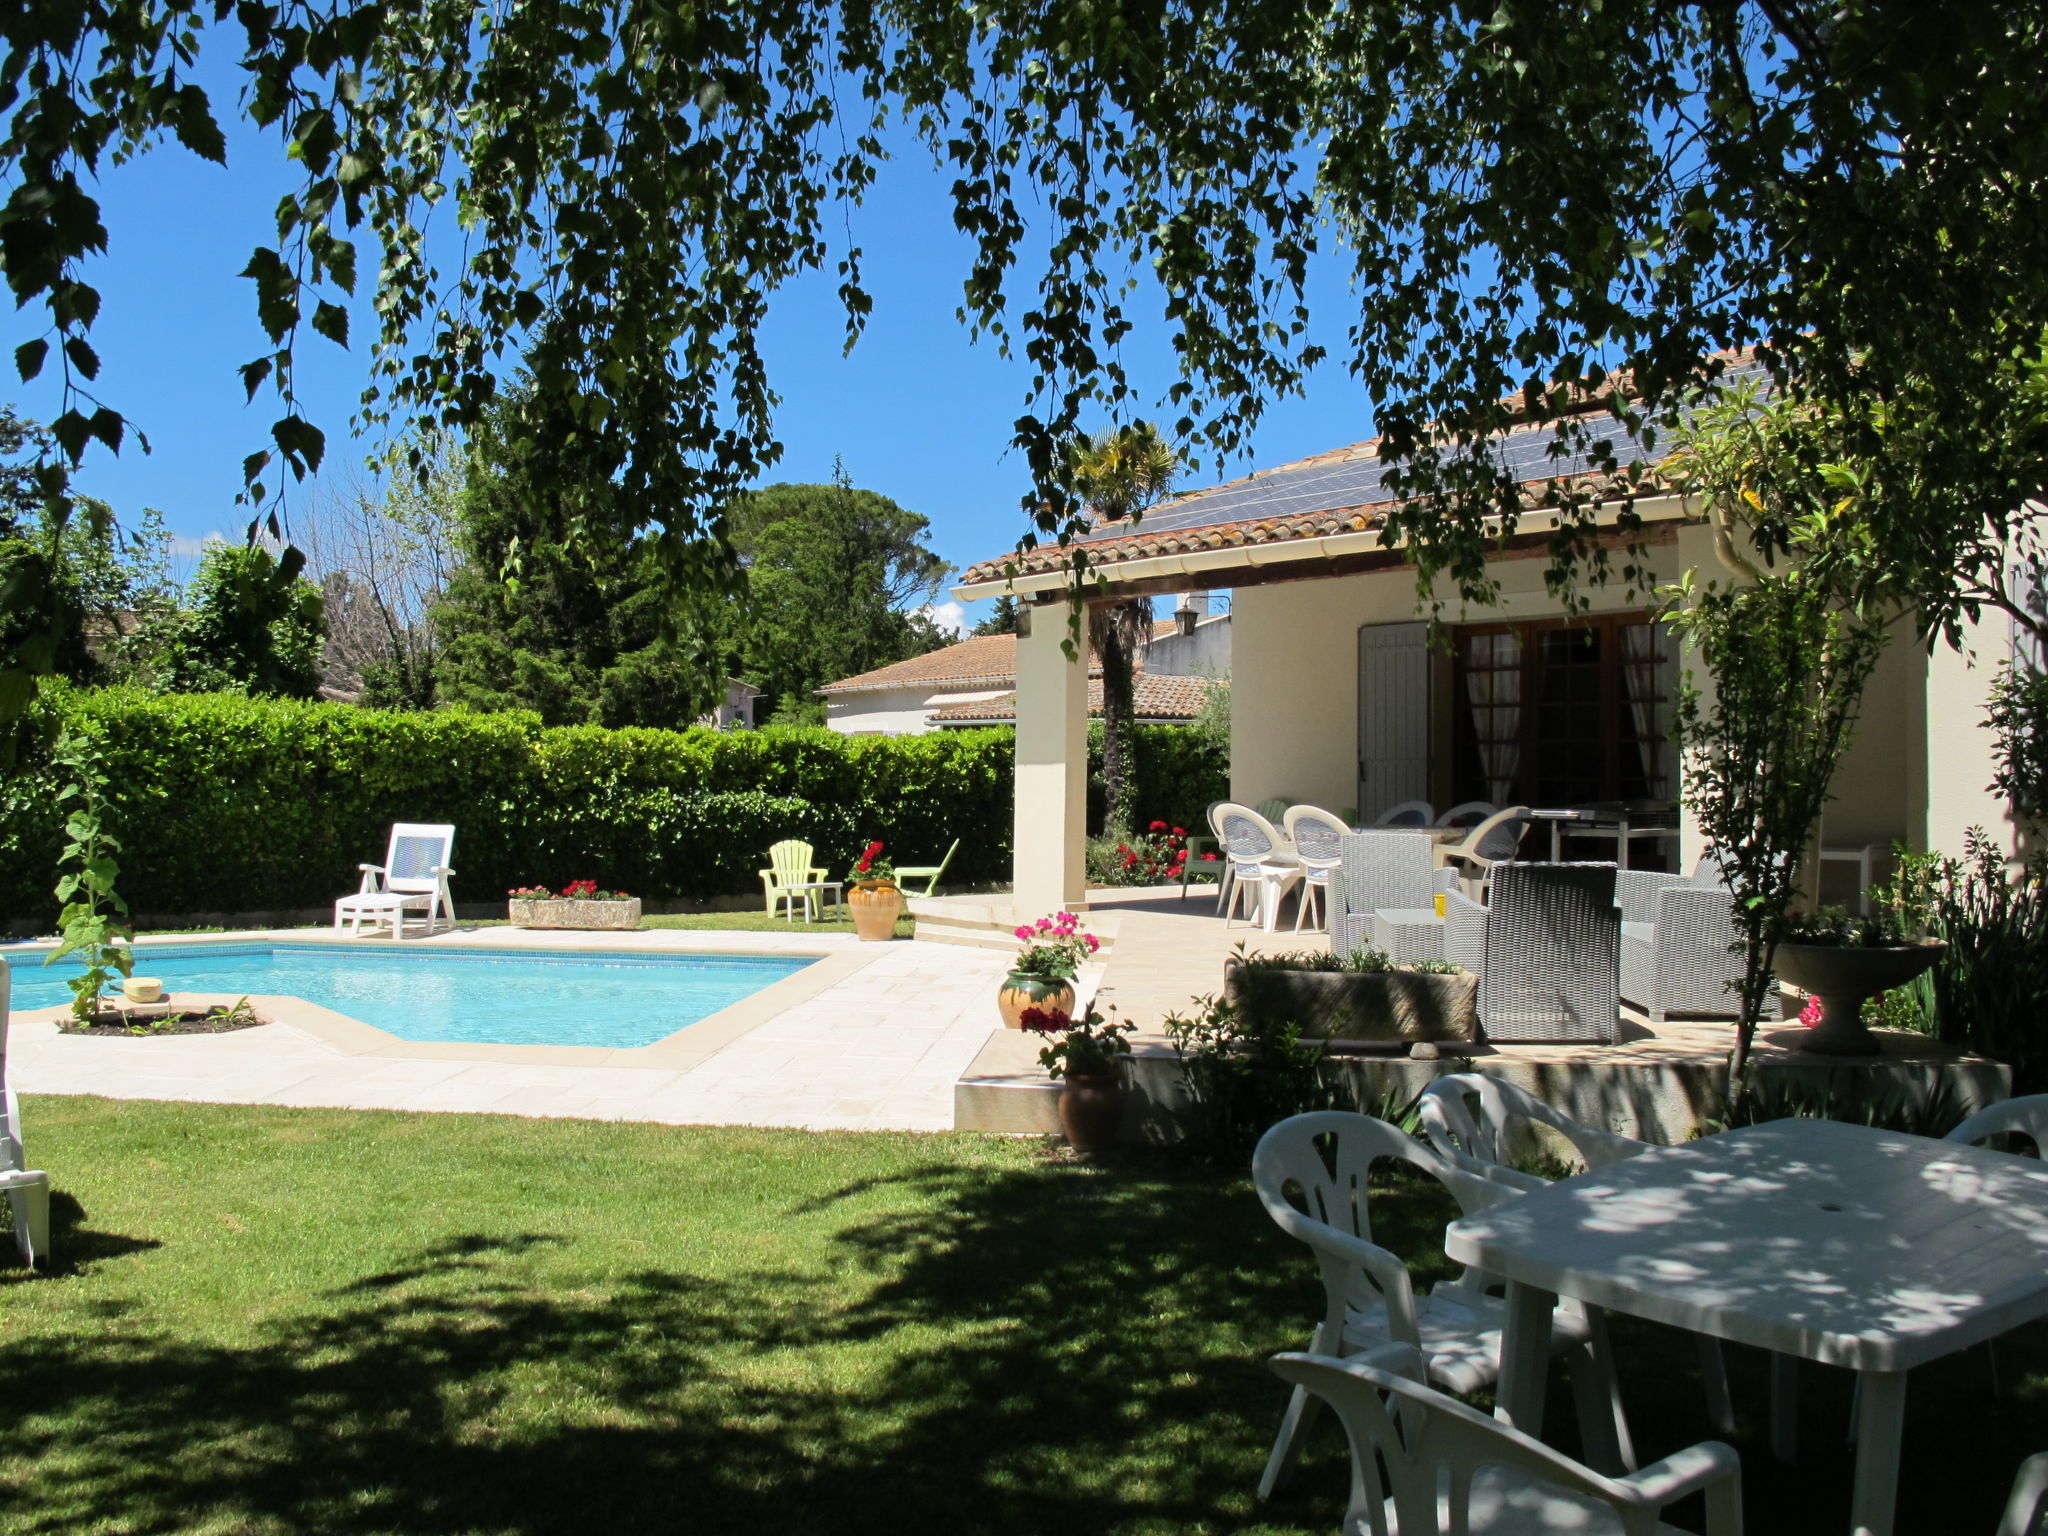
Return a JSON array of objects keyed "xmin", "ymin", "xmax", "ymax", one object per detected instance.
[{"xmin": 1434, "ymin": 894, "xmax": 1446, "ymax": 918}]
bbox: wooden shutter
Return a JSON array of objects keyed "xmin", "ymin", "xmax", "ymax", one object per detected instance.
[{"xmin": 1358, "ymin": 622, "xmax": 1431, "ymax": 817}]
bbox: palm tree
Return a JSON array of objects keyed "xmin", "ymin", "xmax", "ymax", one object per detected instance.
[{"xmin": 1070, "ymin": 423, "xmax": 1178, "ymax": 840}]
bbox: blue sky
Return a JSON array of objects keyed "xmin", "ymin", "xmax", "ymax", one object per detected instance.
[{"xmin": 16, "ymin": 80, "xmax": 1384, "ymax": 632}]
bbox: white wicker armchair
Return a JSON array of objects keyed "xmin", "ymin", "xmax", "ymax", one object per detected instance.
[
  {"xmin": 1332, "ymin": 833, "xmax": 1458, "ymax": 959},
  {"xmin": 1617, "ymin": 859, "xmax": 1748, "ymax": 1022},
  {"xmin": 1444, "ymin": 862, "xmax": 1621, "ymax": 1043}
]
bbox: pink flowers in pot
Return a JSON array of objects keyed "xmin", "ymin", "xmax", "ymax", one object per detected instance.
[{"xmin": 1010, "ymin": 910, "xmax": 1100, "ymax": 982}]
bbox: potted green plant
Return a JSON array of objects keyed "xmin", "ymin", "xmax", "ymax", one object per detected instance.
[
  {"xmin": 845, "ymin": 840, "xmax": 903, "ymax": 941},
  {"xmin": 999, "ymin": 911, "xmax": 1100, "ymax": 1028},
  {"xmin": 1221, "ymin": 945, "xmax": 1477, "ymax": 1049},
  {"xmin": 1776, "ymin": 905, "xmax": 1946, "ymax": 1056},
  {"xmin": 1020, "ymin": 1003, "xmax": 1136, "ymax": 1156},
  {"xmin": 507, "ymin": 880, "xmax": 643, "ymax": 930}
]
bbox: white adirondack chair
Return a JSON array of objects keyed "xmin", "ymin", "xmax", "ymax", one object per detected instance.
[
  {"xmin": 1270, "ymin": 1347, "xmax": 1744, "ymax": 1536},
  {"xmin": 334, "ymin": 823, "xmax": 457, "ymax": 939},
  {"xmin": 1252, "ymin": 1111, "xmax": 1633, "ymax": 1498},
  {"xmin": 1, "ymin": 956, "xmax": 53, "ymax": 1267}
]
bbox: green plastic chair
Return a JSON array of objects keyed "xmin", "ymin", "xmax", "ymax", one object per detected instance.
[
  {"xmin": 1256, "ymin": 796, "xmax": 1295, "ymax": 824},
  {"xmin": 759, "ymin": 839, "xmax": 832, "ymax": 920},
  {"xmin": 894, "ymin": 839, "xmax": 960, "ymax": 898}
]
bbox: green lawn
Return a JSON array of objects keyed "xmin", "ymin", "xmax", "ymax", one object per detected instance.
[{"xmin": 3, "ymin": 1098, "xmax": 2044, "ymax": 1534}]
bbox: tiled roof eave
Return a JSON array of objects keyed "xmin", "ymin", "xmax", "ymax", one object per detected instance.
[{"xmin": 956, "ymin": 467, "xmax": 1679, "ymax": 589}]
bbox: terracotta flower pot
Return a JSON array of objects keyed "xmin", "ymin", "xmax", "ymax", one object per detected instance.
[
  {"xmin": 1058, "ymin": 1072, "xmax": 1124, "ymax": 1156},
  {"xmin": 1773, "ymin": 940, "xmax": 1946, "ymax": 1056},
  {"xmin": 998, "ymin": 973, "xmax": 1075, "ymax": 1030},
  {"xmin": 847, "ymin": 880, "xmax": 904, "ymax": 942}
]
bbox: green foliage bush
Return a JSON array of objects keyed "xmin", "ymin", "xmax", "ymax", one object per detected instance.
[
  {"xmin": 1085, "ymin": 719, "xmax": 1228, "ymax": 837},
  {"xmin": 0, "ymin": 689, "xmax": 1022, "ymax": 921}
]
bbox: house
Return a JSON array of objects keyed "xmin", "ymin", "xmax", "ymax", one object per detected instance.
[
  {"xmin": 818, "ymin": 617, "xmax": 1221, "ymax": 735},
  {"xmin": 700, "ymin": 678, "xmax": 762, "ymax": 730},
  {"xmin": 929, "ymin": 671, "xmax": 1216, "ymax": 728},
  {"xmin": 951, "ymin": 391, "xmax": 2021, "ymax": 916}
]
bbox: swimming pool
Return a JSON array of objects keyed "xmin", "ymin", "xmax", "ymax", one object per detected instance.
[{"xmin": 3, "ymin": 944, "xmax": 816, "ymax": 1049}]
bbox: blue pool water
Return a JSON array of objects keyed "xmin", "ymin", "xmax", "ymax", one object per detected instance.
[{"xmin": 4, "ymin": 945, "xmax": 815, "ymax": 1049}]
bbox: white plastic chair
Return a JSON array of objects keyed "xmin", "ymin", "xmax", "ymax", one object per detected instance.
[
  {"xmin": 1374, "ymin": 799, "xmax": 1436, "ymax": 828},
  {"xmin": 1418, "ymin": 1074, "xmax": 1741, "ymax": 1442},
  {"xmin": 1283, "ymin": 805, "xmax": 1350, "ymax": 933},
  {"xmin": 334, "ymin": 823, "xmax": 457, "ymax": 939},
  {"xmin": 1216, "ymin": 801, "xmax": 1299, "ymax": 929},
  {"xmin": 1948, "ymin": 1096, "xmax": 2048, "ymax": 1156},
  {"xmin": 2004, "ymin": 1453, "xmax": 2048, "ymax": 1536},
  {"xmin": 1252, "ymin": 1111, "xmax": 1632, "ymax": 1498},
  {"xmin": 1436, "ymin": 799, "xmax": 1499, "ymax": 829},
  {"xmin": 1437, "ymin": 806, "xmax": 1533, "ymax": 890},
  {"xmin": 0, "ymin": 956, "xmax": 52, "ymax": 1267},
  {"xmin": 1270, "ymin": 1347, "xmax": 1743, "ymax": 1536},
  {"xmin": 1942, "ymin": 1098, "xmax": 2048, "ymax": 1399}
]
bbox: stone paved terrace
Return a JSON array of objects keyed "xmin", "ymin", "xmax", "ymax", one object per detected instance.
[
  {"xmin": 942, "ymin": 886, "xmax": 2011, "ymax": 1143},
  {"xmin": 5, "ymin": 925, "xmax": 1015, "ymax": 1133}
]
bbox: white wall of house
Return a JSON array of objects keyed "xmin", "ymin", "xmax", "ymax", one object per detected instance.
[
  {"xmin": 1230, "ymin": 518, "xmax": 2012, "ymax": 886},
  {"xmin": 1145, "ymin": 613, "xmax": 1232, "ymax": 678},
  {"xmin": 825, "ymin": 684, "xmax": 1011, "ymax": 735}
]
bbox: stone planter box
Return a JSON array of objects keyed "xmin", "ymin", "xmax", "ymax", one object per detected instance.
[
  {"xmin": 1223, "ymin": 959, "xmax": 1478, "ymax": 1049},
  {"xmin": 508, "ymin": 897, "xmax": 643, "ymax": 931}
]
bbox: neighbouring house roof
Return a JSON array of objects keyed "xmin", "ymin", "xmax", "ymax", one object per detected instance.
[
  {"xmin": 956, "ymin": 351, "xmax": 1763, "ymax": 592},
  {"xmin": 817, "ymin": 620, "xmax": 1182, "ymax": 697},
  {"xmin": 929, "ymin": 670, "xmax": 1216, "ymax": 726}
]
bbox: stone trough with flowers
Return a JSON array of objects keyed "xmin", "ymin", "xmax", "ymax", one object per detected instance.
[{"xmin": 507, "ymin": 880, "xmax": 642, "ymax": 930}]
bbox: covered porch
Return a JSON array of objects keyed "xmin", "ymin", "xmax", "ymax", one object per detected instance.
[{"xmin": 965, "ymin": 497, "xmax": 2011, "ymax": 922}]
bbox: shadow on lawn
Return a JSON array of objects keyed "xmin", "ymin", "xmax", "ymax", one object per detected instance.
[
  {"xmin": 0, "ymin": 1155, "xmax": 1384, "ymax": 1536},
  {"xmin": 14, "ymin": 1150, "xmax": 2038, "ymax": 1535}
]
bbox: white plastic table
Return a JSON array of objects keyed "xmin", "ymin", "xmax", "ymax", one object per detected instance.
[
  {"xmin": 1444, "ymin": 1117, "xmax": 2048, "ymax": 1536},
  {"xmin": 777, "ymin": 880, "xmax": 844, "ymax": 923}
]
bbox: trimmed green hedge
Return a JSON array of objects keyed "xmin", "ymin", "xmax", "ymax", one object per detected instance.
[{"xmin": 0, "ymin": 689, "xmax": 1228, "ymax": 921}]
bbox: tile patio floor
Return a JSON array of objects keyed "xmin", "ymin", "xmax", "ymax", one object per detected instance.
[{"xmin": 5, "ymin": 926, "xmax": 1016, "ymax": 1132}]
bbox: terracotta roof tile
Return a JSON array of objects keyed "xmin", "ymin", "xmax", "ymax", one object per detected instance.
[
  {"xmin": 819, "ymin": 619, "xmax": 1180, "ymax": 695},
  {"xmin": 817, "ymin": 634, "xmax": 1025, "ymax": 695},
  {"xmin": 930, "ymin": 671, "xmax": 1216, "ymax": 724}
]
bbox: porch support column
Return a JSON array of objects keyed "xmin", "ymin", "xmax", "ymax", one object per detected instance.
[{"xmin": 1012, "ymin": 598, "xmax": 1088, "ymax": 915}]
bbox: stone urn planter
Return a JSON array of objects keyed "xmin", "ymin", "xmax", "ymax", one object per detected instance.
[
  {"xmin": 998, "ymin": 973, "xmax": 1076, "ymax": 1030},
  {"xmin": 508, "ymin": 897, "xmax": 642, "ymax": 931},
  {"xmin": 1223, "ymin": 958, "xmax": 1478, "ymax": 1049},
  {"xmin": 1057, "ymin": 1072, "xmax": 1125, "ymax": 1157},
  {"xmin": 1773, "ymin": 940, "xmax": 1946, "ymax": 1056},
  {"xmin": 847, "ymin": 880, "xmax": 904, "ymax": 942}
]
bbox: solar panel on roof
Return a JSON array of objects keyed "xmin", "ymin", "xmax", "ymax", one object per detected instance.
[{"xmin": 1081, "ymin": 358, "xmax": 1770, "ymax": 547}]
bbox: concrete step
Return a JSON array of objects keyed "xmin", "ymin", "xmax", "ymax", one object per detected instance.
[{"xmin": 907, "ymin": 895, "xmax": 1126, "ymax": 953}]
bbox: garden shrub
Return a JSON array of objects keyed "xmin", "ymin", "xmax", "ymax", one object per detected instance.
[
  {"xmin": 1084, "ymin": 721, "xmax": 1228, "ymax": 838},
  {"xmin": 0, "ymin": 688, "xmax": 1016, "ymax": 920}
]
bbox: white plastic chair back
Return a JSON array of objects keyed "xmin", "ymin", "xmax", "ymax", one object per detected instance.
[
  {"xmin": 1283, "ymin": 805, "xmax": 1349, "ymax": 870},
  {"xmin": 1253, "ymin": 1111, "xmax": 1511, "ymax": 1308},
  {"xmin": 1269, "ymin": 1348, "xmax": 1743, "ymax": 1536},
  {"xmin": 1419, "ymin": 1074, "xmax": 1647, "ymax": 1188},
  {"xmin": 1374, "ymin": 800, "xmax": 1435, "ymax": 828},
  {"xmin": 1435, "ymin": 800, "xmax": 1498, "ymax": 829},
  {"xmin": 2002, "ymin": 1452, "xmax": 2048, "ymax": 1536},
  {"xmin": 1946, "ymin": 1096, "xmax": 2048, "ymax": 1158},
  {"xmin": 383, "ymin": 823, "xmax": 455, "ymax": 895},
  {"xmin": 1216, "ymin": 802, "xmax": 1287, "ymax": 865}
]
